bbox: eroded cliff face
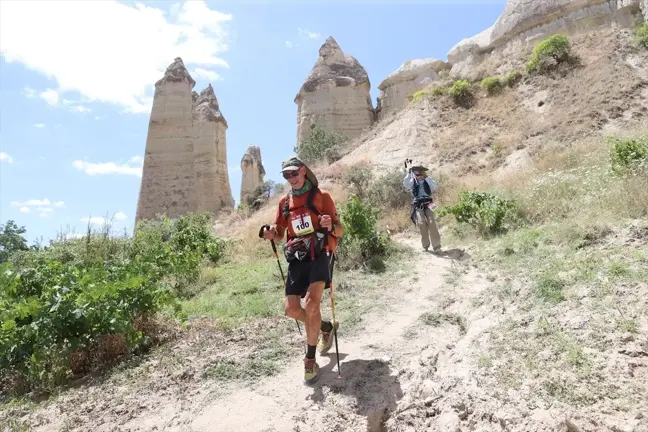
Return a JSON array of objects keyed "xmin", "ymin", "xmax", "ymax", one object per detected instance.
[
  {"xmin": 295, "ymin": 37, "xmax": 375, "ymax": 145},
  {"xmin": 239, "ymin": 145, "xmax": 265, "ymax": 205},
  {"xmin": 135, "ymin": 58, "xmax": 234, "ymax": 223},
  {"xmin": 376, "ymin": 58, "xmax": 451, "ymax": 120},
  {"xmin": 447, "ymin": 0, "xmax": 646, "ymax": 78}
]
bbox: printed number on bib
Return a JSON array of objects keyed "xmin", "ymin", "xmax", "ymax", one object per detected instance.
[
  {"xmin": 291, "ymin": 213, "xmax": 315, "ymax": 236},
  {"xmin": 427, "ymin": 201, "xmax": 438, "ymax": 211}
]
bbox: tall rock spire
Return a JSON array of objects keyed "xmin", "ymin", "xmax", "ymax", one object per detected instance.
[
  {"xmin": 295, "ymin": 36, "xmax": 374, "ymax": 147},
  {"xmin": 135, "ymin": 58, "xmax": 234, "ymax": 224},
  {"xmin": 239, "ymin": 145, "xmax": 265, "ymax": 205}
]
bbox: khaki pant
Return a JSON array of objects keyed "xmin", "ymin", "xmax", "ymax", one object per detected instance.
[{"xmin": 415, "ymin": 207, "xmax": 441, "ymax": 250}]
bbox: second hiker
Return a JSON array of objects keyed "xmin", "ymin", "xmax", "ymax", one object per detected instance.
[
  {"xmin": 403, "ymin": 161, "xmax": 442, "ymax": 253},
  {"xmin": 262, "ymin": 156, "xmax": 344, "ymax": 385}
]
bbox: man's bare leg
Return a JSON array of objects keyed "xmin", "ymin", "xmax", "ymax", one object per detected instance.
[{"xmin": 304, "ymin": 281, "xmax": 326, "ymax": 346}]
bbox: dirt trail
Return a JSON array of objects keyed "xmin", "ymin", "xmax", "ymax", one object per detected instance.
[{"xmin": 184, "ymin": 234, "xmax": 488, "ymax": 432}]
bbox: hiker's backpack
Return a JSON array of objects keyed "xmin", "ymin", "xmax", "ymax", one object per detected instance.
[{"xmin": 281, "ymin": 186, "xmax": 321, "ymax": 219}]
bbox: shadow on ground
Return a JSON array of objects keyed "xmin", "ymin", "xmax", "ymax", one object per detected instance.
[{"xmin": 308, "ymin": 356, "xmax": 404, "ymax": 429}]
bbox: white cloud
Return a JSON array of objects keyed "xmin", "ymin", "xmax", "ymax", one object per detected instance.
[
  {"xmin": 81, "ymin": 216, "xmax": 108, "ymax": 225},
  {"xmin": 40, "ymin": 88, "xmax": 59, "ymax": 106},
  {"xmin": 72, "ymin": 156, "xmax": 143, "ymax": 177},
  {"xmin": 0, "ymin": 0, "xmax": 232, "ymax": 114},
  {"xmin": 72, "ymin": 105, "xmax": 92, "ymax": 113},
  {"xmin": 19, "ymin": 206, "xmax": 30, "ymax": 214},
  {"xmin": 54, "ymin": 201, "xmax": 65, "ymax": 208},
  {"xmin": 285, "ymin": 41, "xmax": 293, "ymax": 48},
  {"xmin": 33, "ymin": 123, "xmax": 45, "ymax": 128},
  {"xmin": 11, "ymin": 198, "xmax": 53, "ymax": 207},
  {"xmin": 22, "ymin": 87, "xmax": 36, "ymax": 98},
  {"xmin": 37, "ymin": 207, "xmax": 53, "ymax": 213},
  {"xmin": 298, "ymin": 28, "xmax": 320, "ymax": 39},
  {"xmin": 81, "ymin": 212, "xmax": 126, "ymax": 225},
  {"xmin": 0, "ymin": 152, "xmax": 14, "ymax": 163},
  {"xmin": 192, "ymin": 68, "xmax": 221, "ymax": 82}
]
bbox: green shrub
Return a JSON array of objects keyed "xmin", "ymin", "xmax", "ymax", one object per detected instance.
[
  {"xmin": 637, "ymin": 23, "xmax": 648, "ymax": 49},
  {"xmin": 438, "ymin": 191, "xmax": 517, "ymax": 236},
  {"xmin": 0, "ymin": 212, "xmax": 227, "ymax": 397},
  {"xmin": 608, "ymin": 136, "xmax": 648, "ymax": 174},
  {"xmin": 503, "ymin": 71, "xmax": 522, "ymax": 87},
  {"xmin": 480, "ymin": 76, "xmax": 504, "ymax": 96},
  {"xmin": 295, "ymin": 125, "xmax": 348, "ymax": 164},
  {"xmin": 343, "ymin": 166, "xmax": 411, "ymax": 210},
  {"xmin": 411, "ymin": 89, "xmax": 430, "ymax": 103},
  {"xmin": 431, "ymin": 86, "xmax": 446, "ymax": 96},
  {"xmin": 526, "ymin": 34, "xmax": 572, "ymax": 74},
  {"xmin": 338, "ymin": 195, "xmax": 390, "ymax": 272},
  {"xmin": 448, "ymin": 80, "xmax": 474, "ymax": 106}
]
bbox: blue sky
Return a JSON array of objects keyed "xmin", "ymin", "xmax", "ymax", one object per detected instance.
[{"xmin": 0, "ymin": 0, "xmax": 506, "ymax": 244}]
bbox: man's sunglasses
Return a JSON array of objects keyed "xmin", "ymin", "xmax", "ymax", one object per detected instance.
[{"xmin": 282, "ymin": 170, "xmax": 300, "ymax": 179}]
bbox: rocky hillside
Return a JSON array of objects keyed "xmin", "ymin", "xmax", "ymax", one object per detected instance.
[{"xmin": 335, "ymin": 26, "xmax": 648, "ymax": 178}]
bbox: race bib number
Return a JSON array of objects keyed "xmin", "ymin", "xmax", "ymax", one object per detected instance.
[
  {"xmin": 291, "ymin": 213, "xmax": 314, "ymax": 236},
  {"xmin": 427, "ymin": 201, "xmax": 438, "ymax": 211}
]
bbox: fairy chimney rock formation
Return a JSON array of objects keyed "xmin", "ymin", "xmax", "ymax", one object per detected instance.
[
  {"xmin": 295, "ymin": 36, "xmax": 375, "ymax": 146},
  {"xmin": 135, "ymin": 59, "xmax": 234, "ymax": 223},
  {"xmin": 239, "ymin": 145, "xmax": 265, "ymax": 205},
  {"xmin": 192, "ymin": 84, "xmax": 235, "ymax": 212},
  {"xmin": 377, "ymin": 58, "xmax": 451, "ymax": 119},
  {"xmin": 447, "ymin": 0, "xmax": 647, "ymax": 78}
]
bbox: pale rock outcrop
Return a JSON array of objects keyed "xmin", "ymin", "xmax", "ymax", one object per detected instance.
[
  {"xmin": 135, "ymin": 58, "xmax": 234, "ymax": 223},
  {"xmin": 295, "ymin": 36, "xmax": 375, "ymax": 145},
  {"xmin": 192, "ymin": 84, "xmax": 235, "ymax": 213},
  {"xmin": 376, "ymin": 58, "xmax": 451, "ymax": 119},
  {"xmin": 447, "ymin": 0, "xmax": 647, "ymax": 77},
  {"xmin": 239, "ymin": 145, "xmax": 265, "ymax": 205}
]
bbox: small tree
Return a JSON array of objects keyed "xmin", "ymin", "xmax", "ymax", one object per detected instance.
[
  {"xmin": 0, "ymin": 220, "xmax": 29, "ymax": 263},
  {"xmin": 503, "ymin": 70, "xmax": 522, "ymax": 87},
  {"xmin": 295, "ymin": 125, "xmax": 348, "ymax": 164}
]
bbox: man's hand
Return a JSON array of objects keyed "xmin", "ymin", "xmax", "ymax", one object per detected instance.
[
  {"xmin": 263, "ymin": 225, "xmax": 277, "ymax": 240},
  {"xmin": 319, "ymin": 215, "xmax": 332, "ymax": 231}
]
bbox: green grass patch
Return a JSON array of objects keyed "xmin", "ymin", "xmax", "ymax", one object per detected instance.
[{"xmin": 181, "ymin": 259, "xmax": 284, "ymax": 327}]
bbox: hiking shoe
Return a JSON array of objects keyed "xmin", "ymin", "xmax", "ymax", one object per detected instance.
[
  {"xmin": 303, "ymin": 358, "xmax": 319, "ymax": 384},
  {"xmin": 317, "ymin": 321, "xmax": 339, "ymax": 354},
  {"xmin": 432, "ymin": 246, "xmax": 442, "ymax": 254}
]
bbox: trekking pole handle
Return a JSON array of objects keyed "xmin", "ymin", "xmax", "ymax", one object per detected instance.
[{"xmin": 259, "ymin": 225, "xmax": 279, "ymax": 254}]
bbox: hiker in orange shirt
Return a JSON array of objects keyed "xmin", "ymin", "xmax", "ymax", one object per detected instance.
[{"xmin": 262, "ymin": 156, "xmax": 344, "ymax": 384}]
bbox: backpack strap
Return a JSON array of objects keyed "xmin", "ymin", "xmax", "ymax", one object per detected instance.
[{"xmin": 282, "ymin": 187, "xmax": 321, "ymax": 219}]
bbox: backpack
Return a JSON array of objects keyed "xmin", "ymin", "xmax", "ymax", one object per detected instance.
[{"xmin": 281, "ymin": 187, "xmax": 327, "ymax": 263}]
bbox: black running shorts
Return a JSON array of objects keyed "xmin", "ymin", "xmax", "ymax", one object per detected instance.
[{"xmin": 285, "ymin": 252, "xmax": 335, "ymax": 298}]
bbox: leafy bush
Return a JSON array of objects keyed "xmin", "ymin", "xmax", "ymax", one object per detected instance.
[
  {"xmin": 438, "ymin": 191, "xmax": 517, "ymax": 236},
  {"xmin": 526, "ymin": 34, "xmax": 572, "ymax": 74},
  {"xmin": 0, "ymin": 212, "xmax": 227, "ymax": 397},
  {"xmin": 431, "ymin": 86, "xmax": 446, "ymax": 96},
  {"xmin": 410, "ymin": 89, "xmax": 430, "ymax": 103},
  {"xmin": 295, "ymin": 125, "xmax": 348, "ymax": 164},
  {"xmin": 338, "ymin": 195, "xmax": 390, "ymax": 272},
  {"xmin": 637, "ymin": 22, "xmax": 648, "ymax": 49},
  {"xmin": 609, "ymin": 136, "xmax": 648, "ymax": 175},
  {"xmin": 244, "ymin": 180, "xmax": 283, "ymax": 210},
  {"xmin": 503, "ymin": 71, "xmax": 522, "ymax": 87},
  {"xmin": 480, "ymin": 76, "xmax": 503, "ymax": 96},
  {"xmin": 448, "ymin": 80, "xmax": 474, "ymax": 106},
  {"xmin": 342, "ymin": 165, "xmax": 411, "ymax": 210}
]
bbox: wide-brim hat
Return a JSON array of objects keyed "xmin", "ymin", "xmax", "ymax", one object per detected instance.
[
  {"xmin": 410, "ymin": 163, "xmax": 429, "ymax": 172},
  {"xmin": 281, "ymin": 156, "xmax": 319, "ymax": 188}
]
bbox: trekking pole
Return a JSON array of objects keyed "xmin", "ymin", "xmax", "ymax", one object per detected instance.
[
  {"xmin": 326, "ymin": 247, "xmax": 342, "ymax": 379},
  {"xmin": 259, "ymin": 225, "xmax": 302, "ymax": 335}
]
